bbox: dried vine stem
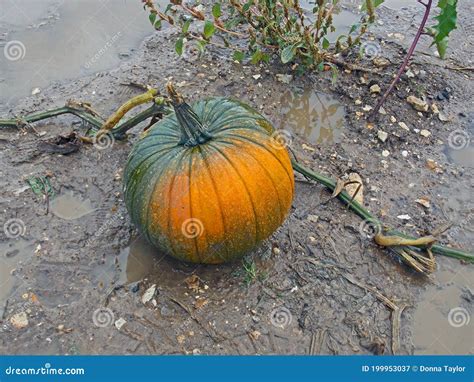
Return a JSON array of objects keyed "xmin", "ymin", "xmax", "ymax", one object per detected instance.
[{"xmin": 1, "ymin": 92, "xmax": 472, "ymax": 270}]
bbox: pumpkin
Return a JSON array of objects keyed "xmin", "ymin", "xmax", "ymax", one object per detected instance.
[{"xmin": 123, "ymin": 84, "xmax": 294, "ymax": 264}]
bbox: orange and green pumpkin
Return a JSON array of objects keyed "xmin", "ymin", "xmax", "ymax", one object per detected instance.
[{"xmin": 123, "ymin": 85, "xmax": 294, "ymax": 264}]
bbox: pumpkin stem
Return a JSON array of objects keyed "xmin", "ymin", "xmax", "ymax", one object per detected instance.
[{"xmin": 167, "ymin": 82, "xmax": 212, "ymax": 146}]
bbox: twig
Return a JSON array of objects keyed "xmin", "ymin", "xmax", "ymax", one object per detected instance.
[{"xmin": 370, "ymin": 0, "xmax": 433, "ymax": 117}]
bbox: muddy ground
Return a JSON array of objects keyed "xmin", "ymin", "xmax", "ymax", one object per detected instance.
[{"xmin": 0, "ymin": 2, "xmax": 473, "ymax": 355}]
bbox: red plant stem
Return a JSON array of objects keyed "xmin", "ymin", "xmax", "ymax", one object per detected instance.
[{"xmin": 370, "ymin": 0, "xmax": 432, "ymax": 117}]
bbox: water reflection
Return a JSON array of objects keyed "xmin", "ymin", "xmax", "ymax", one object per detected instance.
[{"xmin": 278, "ymin": 88, "xmax": 345, "ymax": 145}]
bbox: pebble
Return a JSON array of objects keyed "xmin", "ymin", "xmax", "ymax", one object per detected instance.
[
  {"xmin": 401, "ymin": 150, "xmax": 408, "ymax": 157},
  {"xmin": 141, "ymin": 284, "xmax": 157, "ymax": 304},
  {"xmin": 276, "ymin": 74, "xmax": 292, "ymax": 84},
  {"xmin": 377, "ymin": 130, "xmax": 388, "ymax": 143},
  {"xmin": 362, "ymin": 105, "xmax": 373, "ymax": 112},
  {"xmin": 407, "ymin": 95, "xmax": 429, "ymax": 112},
  {"xmin": 252, "ymin": 74, "xmax": 261, "ymax": 80},
  {"xmin": 373, "ymin": 57, "xmax": 390, "ymax": 67},
  {"xmin": 398, "ymin": 122, "xmax": 409, "ymax": 131},
  {"xmin": 31, "ymin": 87, "xmax": 41, "ymax": 95},
  {"xmin": 307, "ymin": 215, "xmax": 319, "ymax": 223},
  {"xmin": 420, "ymin": 129, "xmax": 431, "ymax": 137},
  {"xmin": 10, "ymin": 312, "xmax": 28, "ymax": 329},
  {"xmin": 382, "ymin": 150, "xmax": 390, "ymax": 157},
  {"xmin": 115, "ymin": 318, "xmax": 126, "ymax": 330},
  {"xmin": 397, "ymin": 214, "xmax": 411, "ymax": 220},
  {"xmin": 355, "ymin": 99, "xmax": 362, "ymax": 105},
  {"xmin": 405, "ymin": 70, "xmax": 415, "ymax": 78},
  {"xmin": 370, "ymin": 84, "xmax": 381, "ymax": 94},
  {"xmin": 390, "ymin": 116, "xmax": 397, "ymax": 123}
]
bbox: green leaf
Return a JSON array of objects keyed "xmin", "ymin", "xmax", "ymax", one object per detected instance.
[
  {"xmin": 149, "ymin": 12, "xmax": 157, "ymax": 25},
  {"xmin": 203, "ymin": 21, "xmax": 215, "ymax": 39},
  {"xmin": 196, "ymin": 40, "xmax": 206, "ymax": 55},
  {"xmin": 182, "ymin": 19, "xmax": 192, "ymax": 34},
  {"xmin": 175, "ymin": 38, "xmax": 184, "ymax": 56},
  {"xmin": 373, "ymin": 0, "xmax": 384, "ymax": 7},
  {"xmin": 431, "ymin": 0, "xmax": 457, "ymax": 58},
  {"xmin": 212, "ymin": 3, "xmax": 222, "ymax": 18},
  {"xmin": 154, "ymin": 20, "xmax": 162, "ymax": 30},
  {"xmin": 250, "ymin": 49, "xmax": 264, "ymax": 64},
  {"xmin": 322, "ymin": 38, "xmax": 330, "ymax": 50},
  {"xmin": 233, "ymin": 50, "xmax": 245, "ymax": 62},
  {"xmin": 280, "ymin": 45, "xmax": 295, "ymax": 64}
]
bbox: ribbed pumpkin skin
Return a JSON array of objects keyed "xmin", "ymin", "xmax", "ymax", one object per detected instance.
[{"xmin": 123, "ymin": 98, "xmax": 294, "ymax": 264}]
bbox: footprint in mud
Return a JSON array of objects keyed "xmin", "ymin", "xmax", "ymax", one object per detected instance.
[{"xmin": 49, "ymin": 190, "xmax": 95, "ymax": 220}]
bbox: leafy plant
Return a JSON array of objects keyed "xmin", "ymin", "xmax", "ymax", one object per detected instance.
[{"xmin": 141, "ymin": 0, "xmax": 385, "ymax": 71}]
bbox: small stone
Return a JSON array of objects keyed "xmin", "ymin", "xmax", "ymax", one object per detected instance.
[
  {"xmin": 177, "ymin": 334, "xmax": 186, "ymax": 344},
  {"xmin": 382, "ymin": 150, "xmax": 390, "ymax": 157},
  {"xmin": 276, "ymin": 74, "xmax": 292, "ymax": 84},
  {"xmin": 192, "ymin": 348, "xmax": 201, "ymax": 355},
  {"xmin": 438, "ymin": 113, "xmax": 449, "ymax": 122},
  {"xmin": 431, "ymin": 103, "xmax": 440, "ymax": 114},
  {"xmin": 141, "ymin": 284, "xmax": 157, "ymax": 304},
  {"xmin": 273, "ymin": 247, "xmax": 281, "ymax": 255},
  {"xmin": 10, "ymin": 312, "xmax": 28, "ymax": 329},
  {"xmin": 373, "ymin": 57, "xmax": 390, "ymax": 67},
  {"xmin": 114, "ymin": 317, "xmax": 126, "ymax": 330},
  {"xmin": 420, "ymin": 129, "xmax": 431, "ymax": 137},
  {"xmin": 307, "ymin": 215, "xmax": 319, "ymax": 223},
  {"xmin": 405, "ymin": 70, "xmax": 415, "ymax": 78},
  {"xmin": 398, "ymin": 122, "xmax": 410, "ymax": 131},
  {"xmin": 390, "ymin": 116, "xmax": 397, "ymax": 123},
  {"xmin": 377, "ymin": 130, "xmax": 388, "ymax": 143},
  {"xmin": 302, "ymin": 143, "xmax": 315, "ymax": 152},
  {"xmin": 397, "ymin": 214, "xmax": 411, "ymax": 220},
  {"xmin": 249, "ymin": 330, "xmax": 261, "ymax": 340},
  {"xmin": 362, "ymin": 105, "xmax": 373, "ymax": 112},
  {"xmin": 252, "ymin": 74, "xmax": 261, "ymax": 80},
  {"xmin": 355, "ymin": 99, "xmax": 362, "ymax": 105},
  {"xmin": 407, "ymin": 96, "xmax": 429, "ymax": 112},
  {"xmin": 31, "ymin": 87, "xmax": 41, "ymax": 95},
  {"xmin": 378, "ymin": 107, "xmax": 387, "ymax": 115},
  {"xmin": 370, "ymin": 84, "xmax": 381, "ymax": 94},
  {"xmin": 401, "ymin": 150, "xmax": 408, "ymax": 157},
  {"xmin": 415, "ymin": 198, "xmax": 431, "ymax": 208}
]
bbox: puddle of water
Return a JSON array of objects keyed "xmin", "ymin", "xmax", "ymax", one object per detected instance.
[
  {"xmin": 445, "ymin": 147, "xmax": 474, "ymax": 168},
  {"xmin": 278, "ymin": 88, "xmax": 345, "ymax": 145},
  {"xmin": 118, "ymin": 236, "xmax": 162, "ymax": 284},
  {"xmin": 0, "ymin": 0, "xmax": 166, "ymax": 105},
  {"xmin": 49, "ymin": 190, "xmax": 95, "ymax": 220},
  {"xmin": 413, "ymin": 263, "xmax": 474, "ymax": 354},
  {"xmin": 0, "ymin": 239, "xmax": 35, "ymax": 305}
]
